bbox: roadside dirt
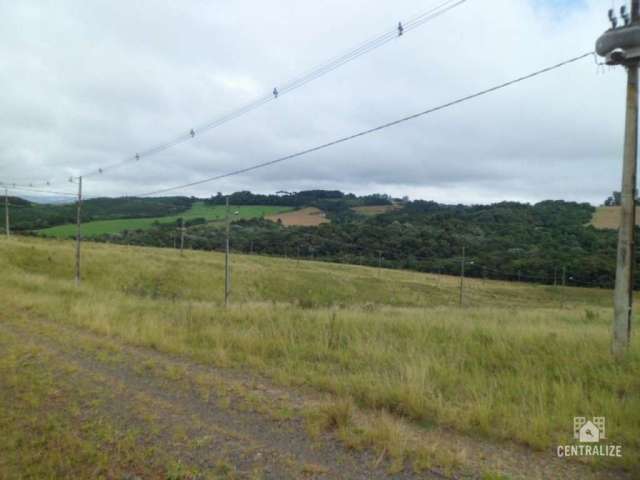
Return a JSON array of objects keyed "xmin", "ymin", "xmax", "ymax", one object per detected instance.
[{"xmin": 0, "ymin": 316, "xmax": 631, "ymax": 480}]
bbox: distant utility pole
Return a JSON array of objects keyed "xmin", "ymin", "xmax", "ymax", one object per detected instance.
[
  {"xmin": 4, "ymin": 188, "xmax": 9, "ymax": 238},
  {"xmin": 459, "ymin": 246, "xmax": 466, "ymax": 306},
  {"xmin": 180, "ymin": 218, "xmax": 185, "ymax": 255},
  {"xmin": 224, "ymin": 197, "xmax": 230, "ymax": 307},
  {"xmin": 75, "ymin": 176, "xmax": 83, "ymax": 286},
  {"xmin": 597, "ymin": 0, "xmax": 640, "ymax": 357},
  {"xmin": 562, "ymin": 266, "xmax": 566, "ymax": 287}
]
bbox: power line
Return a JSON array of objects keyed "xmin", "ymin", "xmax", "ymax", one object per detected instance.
[
  {"xmin": 136, "ymin": 52, "xmax": 593, "ymax": 197},
  {"xmin": 0, "ymin": 183, "xmax": 77, "ymax": 197},
  {"xmin": 5, "ymin": 0, "xmax": 466, "ymax": 187}
]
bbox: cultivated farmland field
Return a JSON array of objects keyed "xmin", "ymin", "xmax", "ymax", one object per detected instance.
[
  {"xmin": 37, "ymin": 202, "xmax": 292, "ymax": 238},
  {"xmin": 266, "ymin": 206, "xmax": 329, "ymax": 226},
  {"xmin": 590, "ymin": 206, "xmax": 640, "ymax": 230},
  {"xmin": 351, "ymin": 204, "xmax": 401, "ymax": 216},
  {"xmin": 0, "ymin": 236, "xmax": 638, "ymax": 479}
]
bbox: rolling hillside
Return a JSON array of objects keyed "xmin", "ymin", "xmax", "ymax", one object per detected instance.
[
  {"xmin": 37, "ymin": 202, "xmax": 292, "ymax": 238},
  {"xmin": 0, "ymin": 236, "xmax": 637, "ymax": 479}
]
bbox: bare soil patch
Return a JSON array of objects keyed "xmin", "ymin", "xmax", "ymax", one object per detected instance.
[
  {"xmin": 590, "ymin": 206, "xmax": 640, "ymax": 230},
  {"xmin": 266, "ymin": 207, "xmax": 329, "ymax": 226}
]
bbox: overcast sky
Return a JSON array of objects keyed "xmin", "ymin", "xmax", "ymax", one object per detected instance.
[{"xmin": 0, "ymin": 0, "xmax": 630, "ymax": 205}]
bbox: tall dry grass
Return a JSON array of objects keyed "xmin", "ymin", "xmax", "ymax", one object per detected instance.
[{"xmin": 1, "ymin": 237, "xmax": 638, "ymax": 472}]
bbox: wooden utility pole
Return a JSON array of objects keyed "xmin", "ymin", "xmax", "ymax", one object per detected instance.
[
  {"xmin": 75, "ymin": 176, "xmax": 83, "ymax": 286},
  {"xmin": 4, "ymin": 188, "xmax": 9, "ymax": 238},
  {"xmin": 224, "ymin": 197, "xmax": 230, "ymax": 306},
  {"xmin": 459, "ymin": 246, "xmax": 465, "ymax": 306},
  {"xmin": 597, "ymin": 0, "xmax": 640, "ymax": 357}
]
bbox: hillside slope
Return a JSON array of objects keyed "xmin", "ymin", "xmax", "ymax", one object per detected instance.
[{"xmin": 0, "ymin": 237, "xmax": 637, "ymax": 478}]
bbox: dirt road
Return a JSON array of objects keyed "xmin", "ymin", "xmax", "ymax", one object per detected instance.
[
  {"xmin": 0, "ymin": 315, "xmax": 629, "ymax": 480},
  {"xmin": 0, "ymin": 316, "xmax": 451, "ymax": 479}
]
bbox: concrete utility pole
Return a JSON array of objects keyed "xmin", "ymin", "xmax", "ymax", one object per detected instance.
[
  {"xmin": 180, "ymin": 218, "xmax": 185, "ymax": 255},
  {"xmin": 224, "ymin": 197, "xmax": 230, "ymax": 307},
  {"xmin": 75, "ymin": 176, "xmax": 83, "ymax": 286},
  {"xmin": 597, "ymin": 1, "xmax": 640, "ymax": 356},
  {"xmin": 4, "ymin": 188, "xmax": 9, "ymax": 238},
  {"xmin": 459, "ymin": 246, "xmax": 465, "ymax": 306}
]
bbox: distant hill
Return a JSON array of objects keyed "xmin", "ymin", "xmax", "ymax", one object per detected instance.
[
  {"xmin": 8, "ymin": 191, "xmax": 629, "ymax": 288},
  {"xmin": 590, "ymin": 206, "xmax": 640, "ymax": 230}
]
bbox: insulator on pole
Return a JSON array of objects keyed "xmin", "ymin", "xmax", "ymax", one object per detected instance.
[
  {"xmin": 621, "ymin": 6, "xmax": 630, "ymax": 26},
  {"xmin": 398, "ymin": 22, "xmax": 404, "ymax": 36},
  {"xmin": 273, "ymin": 87, "xmax": 279, "ymax": 98},
  {"xmin": 610, "ymin": 8, "xmax": 619, "ymax": 29}
]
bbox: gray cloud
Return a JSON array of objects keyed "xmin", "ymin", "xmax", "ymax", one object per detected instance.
[{"xmin": 0, "ymin": 0, "xmax": 626, "ymax": 205}]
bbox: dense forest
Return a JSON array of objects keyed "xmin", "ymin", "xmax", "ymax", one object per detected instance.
[
  {"xmin": 8, "ymin": 190, "xmax": 626, "ymax": 287},
  {"xmin": 8, "ymin": 196, "xmax": 194, "ymax": 230}
]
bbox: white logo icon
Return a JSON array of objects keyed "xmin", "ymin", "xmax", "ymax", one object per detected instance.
[{"xmin": 574, "ymin": 417, "xmax": 606, "ymax": 443}]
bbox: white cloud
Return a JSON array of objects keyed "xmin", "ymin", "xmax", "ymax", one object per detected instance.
[{"xmin": 0, "ymin": 0, "xmax": 626, "ymax": 204}]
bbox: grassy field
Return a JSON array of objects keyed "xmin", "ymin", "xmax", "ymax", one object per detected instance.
[
  {"xmin": 590, "ymin": 206, "xmax": 640, "ymax": 230},
  {"xmin": 37, "ymin": 202, "xmax": 292, "ymax": 238},
  {"xmin": 1, "ymin": 236, "xmax": 638, "ymax": 477},
  {"xmin": 351, "ymin": 205, "xmax": 401, "ymax": 216}
]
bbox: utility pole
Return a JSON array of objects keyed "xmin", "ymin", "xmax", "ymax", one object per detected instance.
[
  {"xmin": 562, "ymin": 266, "xmax": 566, "ymax": 287},
  {"xmin": 597, "ymin": 1, "xmax": 640, "ymax": 357},
  {"xmin": 614, "ymin": 52, "xmax": 639, "ymax": 356},
  {"xmin": 224, "ymin": 197, "xmax": 230, "ymax": 307},
  {"xmin": 180, "ymin": 218, "xmax": 185, "ymax": 255},
  {"xmin": 4, "ymin": 188, "xmax": 9, "ymax": 238},
  {"xmin": 75, "ymin": 176, "xmax": 83, "ymax": 286},
  {"xmin": 459, "ymin": 246, "xmax": 466, "ymax": 306}
]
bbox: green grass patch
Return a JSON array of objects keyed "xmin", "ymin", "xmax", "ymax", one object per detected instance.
[
  {"xmin": 1, "ymin": 236, "xmax": 638, "ymax": 476},
  {"xmin": 37, "ymin": 202, "xmax": 292, "ymax": 238}
]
